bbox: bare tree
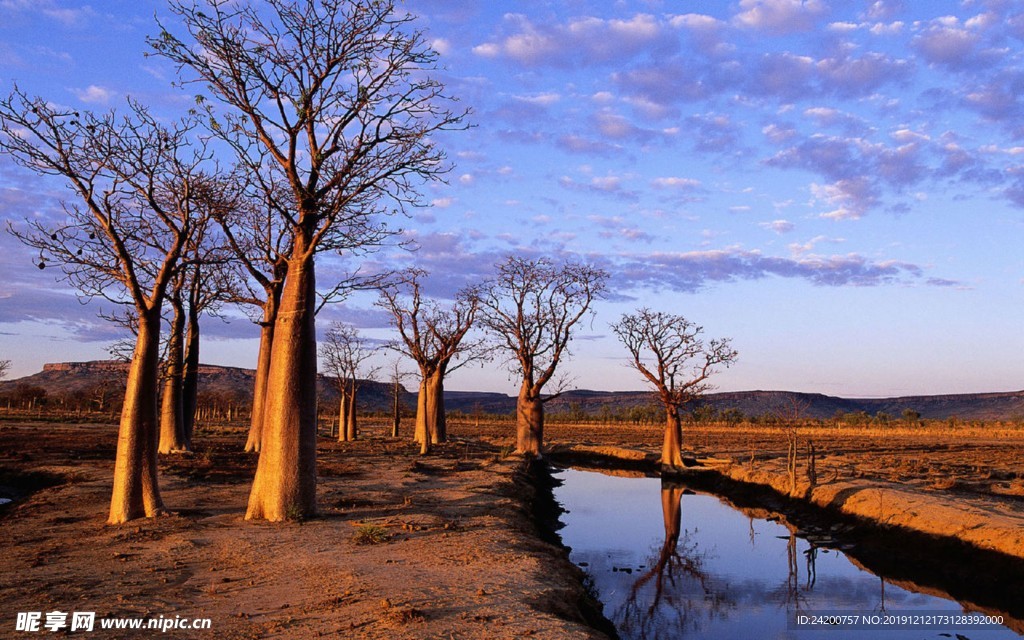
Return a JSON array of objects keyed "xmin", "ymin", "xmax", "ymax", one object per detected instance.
[
  {"xmin": 477, "ymin": 257, "xmax": 608, "ymax": 457},
  {"xmin": 377, "ymin": 269, "xmax": 479, "ymax": 454},
  {"xmin": 219, "ymin": 181, "xmax": 386, "ymax": 453},
  {"xmin": 0, "ymin": 89, "xmax": 214, "ymax": 524},
  {"xmin": 387, "ymin": 358, "xmax": 413, "ymax": 438},
  {"xmin": 611, "ymin": 309, "xmax": 737, "ymax": 471},
  {"xmin": 152, "ymin": 0, "xmax": 467, "ymax": 520},
  {"xmin": 320, "ymin": 322, "xmax": 378, "ymax": 442},
  {"xmin": 159, "ymin": 271, "xmax": 190, "ymax": 454},
  {"xmin": 214, "ymin": 184, "xmax": 291, "ymax": 454},
  {"xmin": 0, "ymin": 359, "xmax": 10, "ymax": 380},
  {"xmin": 158, "ymin": 252, "xmax": 235, "ymax": 454},
  {"xmin": 181, "ymin": 259, "xmax": 235, "ymax": 444}
]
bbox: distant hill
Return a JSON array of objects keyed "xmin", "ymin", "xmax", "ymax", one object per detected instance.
[
  {"xmin": 3, "ymin": 361, "xmax": 1024, "ymax": 421},
  {"xmin": 0, "ymin": 361, "xmax": 410, "ymax": 413},
  {"xmin": 443, "ymin": 387, "xmax": 1024, "ymax": 421}
]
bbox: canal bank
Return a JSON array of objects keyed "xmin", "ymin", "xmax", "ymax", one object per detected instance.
[{"xmin": 544, "ymin": 444, "xmax": 1024, "ymax": 636}]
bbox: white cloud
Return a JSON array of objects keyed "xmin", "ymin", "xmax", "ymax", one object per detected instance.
[
  {"xmin": 431, "ymin": 38, "xmax": 451, "ymax": 55},
  {"xmin": 651, "ymin": 176, "xmax": 701, "ymax": 190},
  {"xmin": 471, "ymin": 42, "xmax": 500, "ymax": 58},
  {"xmin": 760, "ymin": 219, "xmax": 795, "ymax": 233},
  {"xmin": 70, "ymin": 85, "xmax": 115, "ymax": 104},
  {"xmin": 734, "ymin": 0, "xmax": 827, "ymax": 34}
]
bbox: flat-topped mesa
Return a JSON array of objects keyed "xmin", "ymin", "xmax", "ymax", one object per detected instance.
[
  {"xmin": 42, "ymin": 361, "xmax": 129, "ymax": 373},
  {"xmin": 42, "ymin": 360, "xmax": 252, "ymax": 376}
]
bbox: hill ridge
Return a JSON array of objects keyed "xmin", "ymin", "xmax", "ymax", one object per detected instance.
[{"xmin": 3, "ymin": 360, "xmax": 1023, "ymax": 421}]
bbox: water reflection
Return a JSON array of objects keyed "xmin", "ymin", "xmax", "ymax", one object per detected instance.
[
  {"xmin": 619, "ymin": 482, "xmax": 734, "ymax": 639},
  {"xmin": 553, "ymin": 467, "xmax": 1022, "ymax": 640}
]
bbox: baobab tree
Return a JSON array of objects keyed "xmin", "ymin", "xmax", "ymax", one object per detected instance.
[
  {"xmin": 377, "ymin": 270, "xmax": 479, "ymax": 454},
  {"xmin": 320, "ymin": 322, "xmax": 378, "ymax": 442},
  {"xmin": 215, "ymin": 185, "xmax": 291, "ymax": 454},
  {"xmin": 181, "ymin": 259, "xmax": 234, "ymax": 443},
  {"xmin": 387, "ymin": 358, "xmax": 412, "ymax": 438},
  {"xmin": 477, "ymin": 257, "xmax": 608, "ymax": 457},
  {"xmin": 220, "ymin": 181, "xmax": 386, "ymax": 453},
  {"xmin": 611, "ymin": 309, "xmax": 737, "ymax": 471},
  {"xmin": 159, "ymin": 271, "xmax": 191, "ymax": 454},
  {"xmin": 0, "ymin": 90, "xmax": 214, "ymax": 524},
  {"xmin": 152, "ymin": 0, "xmax": 467, "ymax": 520},
  {"xmin": 158, "ymin": 254, "xmax": 234, "ymax": 454}
]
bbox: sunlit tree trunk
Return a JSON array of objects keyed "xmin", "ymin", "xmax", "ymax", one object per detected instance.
[
  {"xmin": 516, "ymin": 382, "xmax": 544, "ymax": 457},
  {"xmin": 415, "ymin": 378, "xmax": 429, "ymax": 454},
  {"xmin": 414, "ymin": 370, "xmax": 446, "ymax": 454},
  {"xmin": 661, "ymin": 405, "xmax": 685, "ymax": 470},
  {"xmin": 245, "ymin": 249, "xmax": 318, "ymax": 521},
  {"xmin": 336, "ymin": 387, "xmax": 349, "ymax": 442},
  {"xmin": 425, "ymin": 370, "xmax": 445, "ymax": 444},
  {"xmin": 159, "ymin": 296, "xmax": 188, "ymax": 454},
  {"xmin": 245, "ymin": 295, "xmax": 278, "ymax": 453},
  {"xmin": 109, "ymin": 311, "xmax": 165, "ymax": 524}
]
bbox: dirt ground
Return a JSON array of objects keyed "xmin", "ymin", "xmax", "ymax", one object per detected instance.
[
  {"xmin": 0, "ymin": 419, "xmax": 607, "ymax": 639},
  {"xmin": 2, "ymin": 416, "xmax": 1024, "ymax": 638}
]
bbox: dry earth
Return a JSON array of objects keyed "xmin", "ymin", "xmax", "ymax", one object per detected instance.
[
  {"xmin": 3, "ymin": 416, "xmax": 1024, "ymax": 638},
  {"xmin": 0, "ymin": 420, "xmax": 608, "ymax": 639}
]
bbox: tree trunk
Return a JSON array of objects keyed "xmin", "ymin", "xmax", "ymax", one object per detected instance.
[
  {"xmin": 158, "ymin": 299, "xmax": 188, "ymax": 454},
  {"xmin": 425, "ymin": 370, "xmax": 445, "ymax": 444},
  {"xmin": 391, "ymin": 379, "xmax": 401, "ymax": 438},
  {"xmin": 181, "ymin": 306, "xmax": 200, "ymax": 447},
  {"xmin": 516, "ymin": 383, "xmax": 544, "ymax": 457},
  {"xmin": 345, "ymin": 382, "xmax": 357, "ymax": 441},
  {"xmin": 336, "ymin": 387, "xmax": 349, "ymax": 442},
  {"xmin": 414, "ymin": 377, "xmax": 429, "ymax": 450},
  {"xmin": 245, "ymin": 251, "xmax": 318, "ymax": 522},
  {"xmin": 245, "ymin": 295, "xmax": 278, "ymax": 453},
  {"xmin": 661, "ymin": 405, "xmax": 685, "ymax": 470},
  {"xmin": 109, "ymin": 310, "xmax": 165, "ymax": 524}
]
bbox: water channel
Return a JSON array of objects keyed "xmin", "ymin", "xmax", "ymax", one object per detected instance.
[{"xmin": 551, "ymin": 466, "xmax": 1023, "ymax": 639}]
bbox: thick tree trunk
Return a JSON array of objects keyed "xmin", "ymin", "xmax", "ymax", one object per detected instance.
[
  {"xmin": 414, "ymin": 371, "xmax": 445, "ymax": 454},
  {"xmin": 245, "ymin": 295, "xmax": 278, "ymax": 453},
  {"xmin": 245, "ymin": 251, "xmax": 318, "ymax": 522},
  {"xmin": 516, "ymin": 383, "xmax": 544, "ymax": 457},
  {"xmin": 181, "ymin": 308, "xmax": 200, "ymax": 446},
  {"xmin": 414, "ymin": 378, "xmax": 430, "ymax": 454},
  {"xmin": 661, "ymin": 405, "xmax": 685, "ymax": 470},
  {"xmin": 345, "ymin": 383, "xmax": 357, "ymax": 441},
  {"xmin": 425, "ymin": 371, "xmax": 445, "ymax": 444},
  {"xmin": 109, "ymin": 311, "xmax": 165, "ymax": 524},
  {"xmin": 159, "ymin": 300, "xmax": 188, "ymax": 454}
]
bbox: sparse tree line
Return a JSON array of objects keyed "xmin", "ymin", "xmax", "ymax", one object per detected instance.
[{"xmin": 0, "ymin": 0, "xmax": 735, "ymax": 524}]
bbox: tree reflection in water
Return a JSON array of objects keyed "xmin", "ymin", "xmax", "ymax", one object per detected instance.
[{"xmin": 617, "ymin": 480, "xmax": 735, "ymax": 639}]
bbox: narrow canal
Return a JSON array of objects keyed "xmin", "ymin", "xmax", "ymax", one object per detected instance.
[{"xmin": 551, "ymin": 466, "xmax": 1022, "ymax": 639}]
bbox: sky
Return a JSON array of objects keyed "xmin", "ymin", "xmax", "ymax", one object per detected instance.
[{"xmin": 1, "ymin": 0, "xmax": 1024, "ymax": 398}]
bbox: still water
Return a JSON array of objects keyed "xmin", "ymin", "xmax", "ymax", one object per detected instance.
[{"xmin": 551, "ymin": 467, "xmax": 1022, "ymax": 639}]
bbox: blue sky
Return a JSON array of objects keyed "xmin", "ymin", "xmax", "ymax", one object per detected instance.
[{"xmin": 1, "ymin": 0, "xmax": 1024, "ymax": 398}]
